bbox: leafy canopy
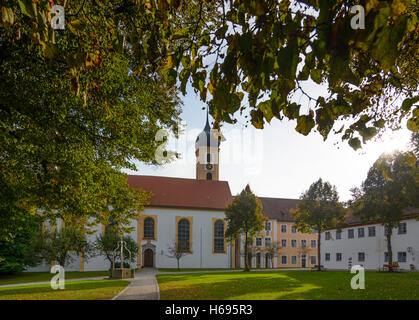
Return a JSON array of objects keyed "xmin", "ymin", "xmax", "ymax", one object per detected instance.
[
  {"xmin": 225, "ymin": 184, "xmax": 267, "ymax": 241},
  {"xmin": 350, "ymin": 151, "xmax": 418, "ymax": 227},
  {"xmin": 1, "ymin": 0, "xmax": 182, "ymax": 234},
  {"xmin": 3, "ymin": 0, "xmax": 418, "ymax": 150},
  {"xmin": 291, "ymin": 178, "xmax": 346, "ymax": 233}
]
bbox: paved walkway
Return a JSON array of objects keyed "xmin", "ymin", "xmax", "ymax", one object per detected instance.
[{"xmin": 112, "ymin": 268, "xmax": 159, "ymax": 300}]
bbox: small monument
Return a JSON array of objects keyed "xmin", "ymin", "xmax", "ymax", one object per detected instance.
[{"xmin": 110, "ymin": 235, "xmax": 135, "ymax": 279}]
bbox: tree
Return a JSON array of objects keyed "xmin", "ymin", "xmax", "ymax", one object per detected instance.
[
  {"xmin": 225, "ymin": 185, "xmax": 267, "ymax": 271},
  {"xmin": 291, "ymin": 178, "xmax": 346, "ymax": 271},
  {"xmin": 27, "ymin": 223, "xmax": 94, "ymax": 268},
  {"xmin": 2, "ymin": 1, "xmax": 417, "ymax": 153},
  {"xmin": 0, "ymin": 214, "xmax": 43, "ymax": 274},
  {"xmin": 0, "ymin": 0, "xmax": 181, "ymax": 238},
  {"xmin": 166, "ymin": 240, "xmax": 188, "ymax": 271},
  {"xmin": 95, "ymin": 230, "xmax": 138, "ymax": 270},
  {"xmin": 350, "ymin": 151, "xmax": 418, "ymax": 271},
  {"xmin": 262, "ymin": 240, "xmax": 282, "ymax": 268},
  {"xmin": 410, "ymin": 132, "xmax": 419, "ymax": 158}
]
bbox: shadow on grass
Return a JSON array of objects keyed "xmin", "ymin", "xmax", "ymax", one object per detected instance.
[
  {"xmin": 157, "ymin": 271, "xmax": 419, "ymax": 300},
  {"xmin": 0, "ymin": 280, "xmax": 127, "ymax": 298}
]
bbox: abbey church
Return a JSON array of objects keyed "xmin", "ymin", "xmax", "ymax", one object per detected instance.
[{"xmin": 29, "ymin": 114, "xmax": 319, "ymax": 272}]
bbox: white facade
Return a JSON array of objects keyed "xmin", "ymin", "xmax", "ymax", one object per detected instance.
[
  {"xmin": 136, "ymin": 208, "xmax": 231, "ymax": 269},
  {"xmin": 27, "ymin": 208, "xmax": 231, "ymax": 272},
  {"xmin": 320, "ymin": 218, "xmax": 419, "ymax": 270}
]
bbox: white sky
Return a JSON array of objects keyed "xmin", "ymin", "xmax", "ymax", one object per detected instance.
[{"xmin": 124, "ymin": 80, "xmax": 413, "ymax": 202}]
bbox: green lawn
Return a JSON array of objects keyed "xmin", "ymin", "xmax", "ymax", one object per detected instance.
[
  {"xmin": 0, "ymin": 271, "xmax": 109, "ymax": 286},
  {"xmin": 158, "ymin": 268, "xmax": 242, "ymax": 272},
  {"xmin": 0, "ymin": 279, "xmax": 129, "ymax": 300},
  {"xmin": 157, "ymin": 271, "xmax": 419, "ymax": 300}
]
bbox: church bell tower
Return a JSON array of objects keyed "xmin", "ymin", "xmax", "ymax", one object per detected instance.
[{"xmin": 195, "ymin": 111, "xmax": 223, "ymax": 181}]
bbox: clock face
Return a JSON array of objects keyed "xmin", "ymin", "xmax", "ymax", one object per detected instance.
[{"xmin": 206, "ymin": 163, "xmax": 213, "ymax": 170}]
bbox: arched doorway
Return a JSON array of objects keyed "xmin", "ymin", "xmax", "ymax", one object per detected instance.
[
  {"xmin": 144, "ymin": 249, "xmax": 154, "ymax": 267},
  {"xmin": 256, "ymin": 252, "xmax": 261, "ymax": 268},
  {"xmin": 265, "ymin": 254, "xmax": 270, "ymax": 268}
]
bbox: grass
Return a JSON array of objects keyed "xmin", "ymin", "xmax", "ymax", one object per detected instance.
[
  {"xmin": 157, "ymin": 270, "xmax": 419, "ymax": 300},
  {"xmin": 158, "ymin": 268, "xmax": 242, "ymax": 272},
  {"xmin": 0, "ymin": 271, "xmax": 109, "ymax": 286},
  {"xmin": 0, "ymin": 279, "xmax": 129, "ymax": 300}
]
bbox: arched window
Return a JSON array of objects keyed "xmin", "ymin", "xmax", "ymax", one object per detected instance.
[
  {"xmin": 144, "ymin": 218, "xmax": 154, "ymax": 239},
  {"xmin": 206, "ymin": 172, "xmax": 212, "ymax": 180},
  {"xmin": 178, "ymin": 219, "xmax": 190, "ymax": 252},
  {"xmin": 214, "ymin": 220, "xmax": 225, "ymax": 253}
]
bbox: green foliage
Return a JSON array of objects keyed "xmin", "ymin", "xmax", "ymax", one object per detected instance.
[
  {"xmin": 411, "ymin": 132, "xmax": 419, "ymax": 158},
  {"xmin": 1, "ymin": 0, "xmax": 182, "ymax": 235},
  {"xmin": 0, "ymin": 214, "xmax": 43, "ymax": 275},
  {"xmin": 291, "ymin": 178, "xmax": 345, "ymax": 270},
  {"xmin": 95, "ymin": 230, "xmax": 138, "ymax": 269},
  {"xmin": 350, "ymin": 151, "xmax": 418, "ymax": 267},
  {"xmin": 26, "ymin": 223, "xmax": 94, "ymax": 268},
  {"xmin": 225, "ymin": 184, "xmax": 267, "ymax": 271},
  {"xmin": 2, "ymin": 0, "xmax": 417, "ymax": 151}
]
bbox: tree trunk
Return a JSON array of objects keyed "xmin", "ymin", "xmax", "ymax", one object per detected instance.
[
  {"xmin": 386, "ymin": 226, "xmax": 393, "ymax": 272},
  {"xmin": 244, "ymin": 233, "xmax": 249, "ymax": 271},
  {"xmin": 177, "ymin": 258, "xmax": 180, "ymax": 271},
  {"xmin": 317, "ymin": 228, "xmax": 321, "ymax": 271}
]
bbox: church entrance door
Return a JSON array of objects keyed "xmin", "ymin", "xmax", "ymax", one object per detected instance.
[{"xmin": 144, "ymin": 249, "xmax": 154, "ymax": 267}]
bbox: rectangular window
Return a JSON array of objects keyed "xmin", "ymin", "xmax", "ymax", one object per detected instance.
[
  {"xmin": 325, "ymin": 253, "xmax": 330, "ymax": 261},
  {"xmin": 281, "ymin": 255, "xmax": 288, "ymax": 265},
  {"xmin": 281, "ymin": 225, "xmax": 287, "ymax": 233},
  {"xmin": 265, "ymin": 237, "xmax": 271, "ymax": 247},
  {"xmin": 325, "ymin": 232, "xmax": 331, "ymax": 240},
  {"xmin": 291, "ymin": 239, "xmax": 297, "ymax": 248},
  {"xmin": 281, "ymin": 239, "xmax": 287, "ymax": 248},
  {"xmin": 301, "ymin": 240, "xmax": 307, "ymax": 248},
  {"xmin": 368, "ymin": 226, "xmax": 376, "ymax": 237},
  {"xmin": 398, "ymin": 223, "xmax": 407, "ymax": 235},
  {"xmin": 358, "ymin": 228, "xmax": 365, "ymax": 238},
  {"xmin": 311, "ymin": 240, "xmax": 316, "ymax": 248},
  {"xmin": 265, "ymin": 221, "xmax": 271, "ymax": 231},
  {"xmin": 336, "ymin": 231, "xmax": 342, "ymax": 239},
  {"xmin": 358, "ymin": 252, "xmax": 365, "ymax": 262},
  {"xmin": 291, "ymin": 226, "xmax": 297, "ymax": 233},
  {"xmin": 291, "ymin": 256, "xmax": 297, "ymax": 265},
  {"xmin": 336, "ymin": 253, "xmax": 342, "ymax": 261},
  {"xmin": 256, "ymin": 237, "xmax": 262, "ymax": 246},
  {"xmin": 398, "ymin": 252, "xmax": 407, "ymax": 263},
  {"xmin": 206, "ymin": 152, "xmax": 213, "ymax": 164},
  {"xmin": 348, "ymin": 229, "xmax": 354, "ymax": 239},
  {"xmin": 310, "ymin": 256, "xmax": 316, "ymax": 265}
]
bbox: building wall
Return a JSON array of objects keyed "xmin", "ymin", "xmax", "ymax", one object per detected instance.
[
  {"xmin": 238, "ymin": 220, "xmax": 318, "ymax": 269},
  {"xmin": 137, "ymin": 207, "xmax": 230, "ymax": 269},
  {"xmin": 320, "ymin": 218, "xmax": 419, "ymax": 270},
  {"xmin": 27, "ymin": 207, "xmax": 231, "ymax": 272},
  {"xmin": 275, "ymin": 222, "xmax": 318, "ymax": 268}
]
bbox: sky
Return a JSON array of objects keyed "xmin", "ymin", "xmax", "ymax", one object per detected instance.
[{"xmin": 124, "ymin": 78, "xmax": 413, "ymax": 202}]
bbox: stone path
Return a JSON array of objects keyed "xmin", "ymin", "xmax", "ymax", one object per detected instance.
[{"xmin": 112, "ymin": 268, "xmax": 159, "ymax": 300}]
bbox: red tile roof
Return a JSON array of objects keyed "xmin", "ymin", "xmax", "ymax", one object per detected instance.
[
  {"xmin": 126, "ymin": 175, "xmax": 233, "ymax": 210},
  {"xmin": 258, "ymin": 197, "xmax": 300, "ymax": 221},
  {"xmin": 342, "ymin": 207, "xmax": 419, "ymax": 226}
]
